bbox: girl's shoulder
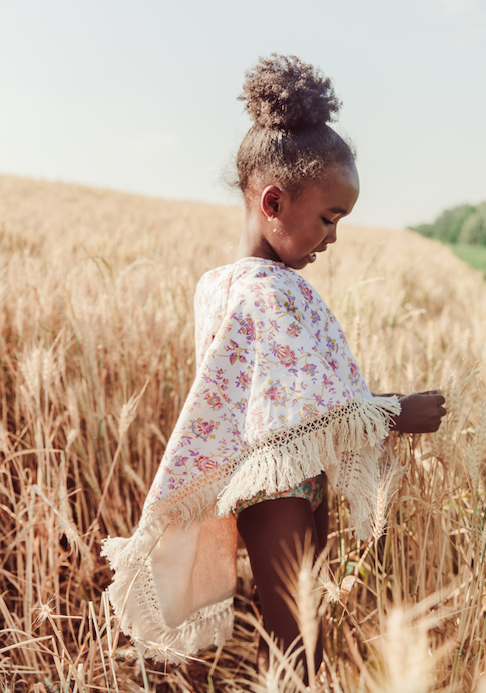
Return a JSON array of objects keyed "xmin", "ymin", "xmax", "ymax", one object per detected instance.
[
  {"xmin": 197, "ymin": 257, "xmax": 312, "ymax": 294},
  {"xmin": 196, "ymin": 257, "xmax": 325, "ymax": 316}
]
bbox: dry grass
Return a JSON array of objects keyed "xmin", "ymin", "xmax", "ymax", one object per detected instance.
[{"xmin": 0, "ymin": 173, "xmax": 485, "ymax": 692}]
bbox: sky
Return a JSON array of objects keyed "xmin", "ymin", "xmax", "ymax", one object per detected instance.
[{"xmin": 0, "ymin": 0, "xmax": 485, "ymax": 229}]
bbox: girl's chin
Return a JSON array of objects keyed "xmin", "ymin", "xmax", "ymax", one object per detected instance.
[
  {"xmin": 278, "ymin": 253, "xmax": 318, "ymax": 269},
  {"xmin": 297, "ymin": 253, "xmax": 317, "ymax": 268}
]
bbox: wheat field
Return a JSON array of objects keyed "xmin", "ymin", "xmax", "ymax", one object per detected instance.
[{"xmin": 0, "ymin": 173, "xmax": 485, "ymax": 692}]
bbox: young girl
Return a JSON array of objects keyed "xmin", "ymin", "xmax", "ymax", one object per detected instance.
[{"xmin": 103, "ymin": 54, "xmax": 446, "ymax": 679}]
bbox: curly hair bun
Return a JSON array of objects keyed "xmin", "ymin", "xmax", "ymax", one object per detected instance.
[{"xmin": 239, "ymin": 54, "xmax": 341, "ymax": 132}]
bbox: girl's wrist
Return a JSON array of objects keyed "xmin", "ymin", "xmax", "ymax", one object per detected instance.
[{"xmin": 372, "ymin": 392, "xmax": 405, "ymax": 399}]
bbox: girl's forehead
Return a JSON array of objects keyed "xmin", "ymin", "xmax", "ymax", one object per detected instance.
[
  {"xmin": 317, "ymin": 163, "xmax": 359, "ymax": 191},
  {"xmin": 303, "ymin": 165, "xmax": 360, "ymax": 204},
  {"xmin": 296, "ymin": 163, "xmax": 360, "ymax": 198}
]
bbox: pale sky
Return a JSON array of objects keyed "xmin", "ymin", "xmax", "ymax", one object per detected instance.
[{"xmin": 0, "ymin": 0, "xmax": 485, "ymax": 229}]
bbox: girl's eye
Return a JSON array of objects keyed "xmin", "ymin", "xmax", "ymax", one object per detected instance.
[{"xmin": 322, "ymin": 217, "xmax": 333, "ymax": 226}]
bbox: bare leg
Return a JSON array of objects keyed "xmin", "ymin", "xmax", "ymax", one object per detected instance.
[
  {"xmin": 237, "ymin": 497, "xmax": 324, "ymax": 682},
  {"xmin": 313, "ymin": 477, "xmax": 329, "ymax": 552}
]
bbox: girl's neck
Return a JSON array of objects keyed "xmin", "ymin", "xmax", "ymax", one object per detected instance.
[{"xmin": 234, "ymin": 205, "xmax": 279, "ymax": 263}]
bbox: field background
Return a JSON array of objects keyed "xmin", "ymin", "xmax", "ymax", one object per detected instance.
[
  {"xmin": 1, "ymin": 174, "xmax": 486, "ymax": 692},
  {"xmin": 450, "ymin": 244, "xmax": 486, "ymax": 278}
]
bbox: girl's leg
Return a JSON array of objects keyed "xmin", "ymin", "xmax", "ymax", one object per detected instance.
[
  {"xmin": 237, "ymin": 497, "xmax": 323, "ymax": 681},
  {"xmin": 313, "ymin": 477, "xmax": 329, "ymax": 551}
]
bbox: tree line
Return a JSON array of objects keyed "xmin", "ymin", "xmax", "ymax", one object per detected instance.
[{"xmin": 411, "ymin": 202, "xmax": 486, "ymax": 245}]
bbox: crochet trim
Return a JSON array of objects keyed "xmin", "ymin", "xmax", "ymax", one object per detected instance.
[
  {"xmin": 140, "ymin": 395, "xmax": 401, "ymax": 534},
  {"xmin": 102, "ymin": 394, "xmax": 401, "ymax": 662},
  {"xmin": 102, "ymin": 528, "xmax": 235, "ymax": 664},
  {"xmin": 217, "ymin": 395, "xmax": 400, "ymax": 519}
]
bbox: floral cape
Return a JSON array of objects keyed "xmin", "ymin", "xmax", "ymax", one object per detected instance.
[{"xmin": 102, "ymin": 257, "xmax": 400, "ymax": 662}]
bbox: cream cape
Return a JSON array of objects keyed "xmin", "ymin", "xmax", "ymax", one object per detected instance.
[{"xmin": 102, "ymin": 257, "xmax": 400, "ymax": 662}]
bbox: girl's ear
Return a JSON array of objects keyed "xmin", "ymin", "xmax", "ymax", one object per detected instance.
[{"xmin": 261, "ymin": 185, "xmax": 283, "ymax": 219}]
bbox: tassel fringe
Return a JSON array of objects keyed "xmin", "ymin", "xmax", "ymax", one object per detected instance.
[
  {"xmin": 102, "ymin": 529, "xmax": 234, "ymax": 663},
  {"xmin": 102, "ymin": 395, "xmax": 401, "ymax": 660},
  {"xmin": 217, "ymin": 395, "xmax": 401, "ymax": 525},
  {"xmin": 140, "ymin": 395, "xmax": 400, "ymax": 531}
]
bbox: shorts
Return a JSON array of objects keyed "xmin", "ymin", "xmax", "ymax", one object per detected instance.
[{"xmin": 234, "ymin": 471, "xmax": 327, "ymax": 515}]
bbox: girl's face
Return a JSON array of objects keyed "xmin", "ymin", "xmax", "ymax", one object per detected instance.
[{"xmin": 259, "ymin": 163, "xmax": 360, "ymax": 270}]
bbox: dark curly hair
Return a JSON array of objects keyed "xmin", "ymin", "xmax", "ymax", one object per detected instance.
[{"xmin": 236, "ymin": 54, "xmax": 355, "ymax": 195}]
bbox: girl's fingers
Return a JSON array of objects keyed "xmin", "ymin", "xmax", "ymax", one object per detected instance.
[{"xmin": 415, "ymin": 392, "xmax": 446, "ymax": 406}]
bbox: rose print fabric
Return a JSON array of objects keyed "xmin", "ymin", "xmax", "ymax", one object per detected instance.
[
  {"xmin": 102, "ymin": 256, "xmax": 400, "ymax": 663},
  {"xmin": 145, "ymin": 257, "xmax": 372, "ymax": 512}
]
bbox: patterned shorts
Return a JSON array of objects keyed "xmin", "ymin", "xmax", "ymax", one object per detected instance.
[{"xmin": 234, "ymin": 471, "xmax": 327, "ymax": 515}]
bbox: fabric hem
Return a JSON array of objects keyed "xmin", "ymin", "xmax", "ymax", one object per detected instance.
[
  {"xmin": 102, "ymin": 527, "xmax": 235, "ymax": 664},
  {"xmin": 102, "ymin": 394, "xmax": 401, "ymax": 662},
  {"xmin": 217, "ymin": 395, "xmax": 400, "ymax": 519},
  {"xmin": 141, "ymin": 395, "xmax": 400, "ymax": 535}
]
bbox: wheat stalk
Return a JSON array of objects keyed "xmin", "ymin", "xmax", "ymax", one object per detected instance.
[{"xmin": 1, "ymin": 175, "xmax": 485, "ymax": 691}]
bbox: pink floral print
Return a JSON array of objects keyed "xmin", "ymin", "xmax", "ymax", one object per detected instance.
[{"xmin": 145, "ymin": 257, "xmax": 372, "ymax": 511}]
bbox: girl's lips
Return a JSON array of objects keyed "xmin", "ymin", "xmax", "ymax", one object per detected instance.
[{"xmin": 308, "ymin": 245, "xmax": 328, "ymax": 262}]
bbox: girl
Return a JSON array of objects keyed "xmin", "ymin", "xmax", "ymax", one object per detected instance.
[{"xmin": 103, "ymin": 54, "xmax": 446, "ymax": 680}]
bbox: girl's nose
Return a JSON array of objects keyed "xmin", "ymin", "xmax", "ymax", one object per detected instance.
[{"xmin": 325, "ymin": 226, "xmax": 337, "ymax": 244}]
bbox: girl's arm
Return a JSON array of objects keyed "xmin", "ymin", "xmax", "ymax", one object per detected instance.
[
  {"xmin": 373, "ymin": 390, "xmax": 446, "ymax": 433},
  {"xmin": 372, "ymin": 391, "xmax": 405, "ymax": 399}
]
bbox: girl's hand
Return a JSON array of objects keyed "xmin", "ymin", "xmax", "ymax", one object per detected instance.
[
  {"xmin": 373, "ymin": 392, "xmax": 405, "ymax": 400},
  {"xmin": 390, "ymin": 390, "xmax": 446, "ymax": 433}
]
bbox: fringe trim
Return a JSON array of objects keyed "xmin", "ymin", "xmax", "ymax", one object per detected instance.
[
  {"xmin": 101, "ymin": 529, "xmax": 234, "ymax": 664},
  {"xmin": 217, "ymin": 395, "xmax": 401, "ymax": 519},
  {"xmin": 133, "ymin": 599, "xmax": 235, "ymax": 665},
  {"xmin": 329, "ymin": 433, "xmax": 404, "ymax": 541},
  {"xmin": 141, "ymin": 395, "xmax": 400, "ymax": 531},
  {"xmin": 101, "ymin": 394, "xmax": 401, "ymax": 661}
]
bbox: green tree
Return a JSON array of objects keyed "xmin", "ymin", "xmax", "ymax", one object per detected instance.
[
  {"xmin": 412, "ymin": 204, "xmax": 476, "ymax": 243},
  {"xmin": 458, "ymin": 202, "xmax": 486, "ymax": 245}
]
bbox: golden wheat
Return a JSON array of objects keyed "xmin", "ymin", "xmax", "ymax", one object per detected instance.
[{"xmin": 0, "ymin": 174, "xmax": 485, "ymax": 692}]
